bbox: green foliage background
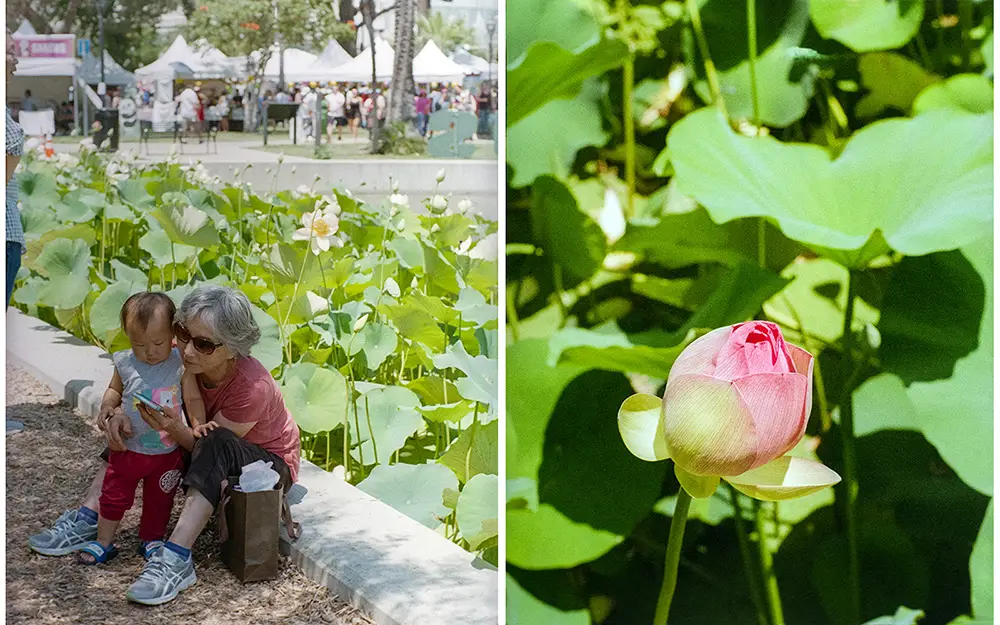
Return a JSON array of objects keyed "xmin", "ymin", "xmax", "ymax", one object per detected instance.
[{"xmin": 505, "ymin": 1, "xmax": 993, "ymax": 624}]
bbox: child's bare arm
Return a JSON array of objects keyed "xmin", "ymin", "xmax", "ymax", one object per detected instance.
[
  {"xmin": 181, "ymin": 370, "xmax": 206, "ymax": 428},
  {"xmin": 98, "ymin": 368, "xmax": 125, "ymax": 430}
]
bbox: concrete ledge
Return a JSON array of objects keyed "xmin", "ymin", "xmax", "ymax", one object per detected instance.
[{"xmin": 6, "ymin": 309, "xmax": 498, "ymax": 625}]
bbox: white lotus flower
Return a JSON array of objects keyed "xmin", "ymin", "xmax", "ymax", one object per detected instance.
[
  {"xmin": 390, "ymin": 193, "xmax": 409, "ymax": 208},
  {"xmin": 292, "ymin": 203, "xmax": 344, "ymax": 255},
  {"xmin": 79, "ymin": 138, "xmax": 95, "ymax": 152},
  {"xmin": 24, "ymin": 137, "xmax": 41, "ymax": 152},
  {"xmin": 323, "ymin": 195, "xmax": 342, "ymax": 215},
  {"xmin": 296, "ymin": 185, "xmax": 312, "ymax": 196},
  {"xmin": 436, "ymin": 168, "xmax": 446, "ymax": 183},
  {"xmin": 353, "ymin": 314, "xmax": 369, "ymax": 333},
  {"xmin": 429, "ymin": 194, "xmax": 448, "ymax": 214},
  {"xmin": 458, "ymin": 198, "xmax": 474, "ymax": 213}
]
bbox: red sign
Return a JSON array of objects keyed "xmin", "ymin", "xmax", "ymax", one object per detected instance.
[{"xmin": 14, "ymin": 35, "xmax": 76, "ymax": 58}]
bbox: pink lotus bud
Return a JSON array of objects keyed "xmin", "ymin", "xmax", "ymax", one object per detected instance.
[{"xmin": 618, "ymin": 321, "xmax": 840, "ymax": 501}]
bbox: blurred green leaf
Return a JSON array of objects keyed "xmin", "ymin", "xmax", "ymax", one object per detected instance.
[
  {"xmin": 357, "ymin": 463, "xmax": 458, "ymax": 529},
  {"xmin": 810, "ymin": 0, "xmax": 923, "ymax": 52}
]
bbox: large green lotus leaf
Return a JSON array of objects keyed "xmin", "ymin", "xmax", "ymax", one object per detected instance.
[
  {"xmin": 139, "ymin": 228, "xmax": 198, "ymax": 266},
  {"xmin": 548, "ymin": 323, "xmax": 690, "ymax": 379},
  {"xmin": 695, "ymin": 0, "xmax": 814, "ymax": 127},
  {"xmin": 456, "ymin": 474, "xmax": 498, "ymax": 550},
  {"xmin": 431, "ymin": 340, "xmax": 497, "ymax": 415},
  {"xmin": 879, "ymin": 250, "xmax": 984, "ymax": 383},
  {"xmin": 90, "ymin": 280, "xmax": 145, "ymax": 344},
  {"xmin": 356, "ymin": 322, "xmax": 398, "ymax": 370},
  {"xmin": 56, "ymin": 188, "xmax": 104, "ymax": 223},
  {"xmin": 809, "ymin": 0, "xmax": 923, "ymax": 52},
  {"xmin": 913, "ymin": 74, "xmax": 994, "ymax": 115},
  {"xmin": 110, "ymin": 260, "xmax": 147, "ymax": 287},
  {"xmin": 531, "ymin": 176, "xmax": 607, "ymax": 281},
  {"xmin": 283, "ymin": 291, "xmax": 329, "ymax": 325},
  {"xmin": 763, "ymin": 257, "xmax": 880, "ymax": 344},
  {"xmin": 506, "ymin": 0, "xmax": 599, "ymax": 63},
  {"xmin": 668, "ymin": 107, "xmax": 993, "ymax": 267},
  {"xmin": 422, "ymin": 244, "xmax": 461, "ymax": 295},
  {"xmin": 357, "ymin": 463, "xmax": 458, "ymax": 529},
  {"xmin": 507, "ymin": 574, "xmax": 589, "ymax": 625},
  {"xmin": 151, "ymin": 203, "xmax": 220, "ymax": 248},
  {"xmin": 17, "ymin": 169, "xmax": 60, "ymax": 211},
  {"xmin": 350, "ymin": 386, "xmax": 423, "ymax": 465},
  {"xmin": 855, "ymin": 52, "xmax": 939, "ymax": 118},
  {"xmin": 438, "ymin": 419, "xmax": 498, "ymax": 482},
  {"xmin": 387, "ymin": 237, "xmax": 424, "ymax": 272},
  {"xmin": 381, "ymin": 302, "xmax": 447, "ymax": 350},
  {"xmin": 454, "ymin": 287, "xmax": 497, "ymax": 327},
  {"xmin": 508, "ymin": 39, "xmax": 628, "ymax": 127},
  {"xmin": 117, "ymin": 179, "xmax": 155, "ymax": 211},
  {"xmin": 970, "ymin": 500, "xmax": 993, "ymax": 621},
  {"xmin": 508, "ymin": 86, "xmax": 609, "ymax": 188},
  {"xmin": 25, "ymin": 224, "xmax": 96, "ymax": 272},
  {"xmin": 261, "ymin": 243, "xmax": 324, "ymax": 289},
  {"xmin": 507, "ymin": 340, "xmax": 588, "ymax": 482},
  {"xmin": 507, "ymin": 505, "xmax": 623, "ymax": 569},
  {"xmin": 904, "ymin": 236, "xmax": 992, "ymax": 496},
  {"xmin": 250, "ymin": 304, "xmax": 283, "ymax": 372},
  {"xmin": 280, "ymin": 363, "xmax": 349, "ymax": 434},
  {"xmin": 20, "ymin": 206, "xmax": 60, "ymax": 238},
  {"xmin": 34, "ymin": 238, "xmax": 92, "ymax": 309},
  {"xmin": 12, "ymin": 276, "xmax": 45, "ymax": 306},
  {"xmin": 673, "ymin": 262, "xmax": 789, "ymax": 340}
]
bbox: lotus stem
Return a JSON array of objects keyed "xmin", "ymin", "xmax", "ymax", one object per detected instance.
[
  {"xmin": 839, "ymin": 270, "xmax": 862, "ymax": 624},
  {"xmin": 686, "ymin": 0, "xmax": 727, "ymax": 118},
  {"xmin": 729, "ymin": 486, "xmax": 770, "ymax": 625},
  {"xmin": 755, "ymin": 502, "xmax": 785, "ymax": 625},
  {"xmin": 654, "ymin": 486, "xmax": 692, "ymax": 625},
  {"xmin": 747, "ymin": 0, "xmax": 761, "ymax": 127},
  {"xmin": 623, "ymin": 51, "xmax": 636, "ymax": 220}
]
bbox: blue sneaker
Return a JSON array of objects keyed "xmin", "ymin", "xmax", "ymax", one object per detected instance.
[
  {"xmin": 126, "ymin": 547, "xmax": 197, "ymax": 606},
  {"xmin": 28, "ymin": 509, "xmax": 98, "ymax": 556}
]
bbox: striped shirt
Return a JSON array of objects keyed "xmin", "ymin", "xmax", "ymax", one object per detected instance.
[{"xmin": 5, "ymin": 107, "xmax": 25, "ymax": 252}]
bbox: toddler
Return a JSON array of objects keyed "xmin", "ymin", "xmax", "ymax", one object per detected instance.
[{"xmin": 76, "ymin": 292, "xmax": 205, "ymax": 564}]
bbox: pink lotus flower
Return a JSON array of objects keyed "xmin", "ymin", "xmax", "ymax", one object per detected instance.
[{"xmin": 618, "ymin": 321, "xmax": 841, "ymax": 500}]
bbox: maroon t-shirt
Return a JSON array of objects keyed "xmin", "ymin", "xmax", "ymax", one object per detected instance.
[{"xmin": 198, "ymin": 357, "xmax": 301, "ymax": 482}]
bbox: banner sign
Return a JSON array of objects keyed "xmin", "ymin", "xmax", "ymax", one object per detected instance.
[{"xmin": 15, "ymin": 34, "xmax": 76, "ymax": 58}]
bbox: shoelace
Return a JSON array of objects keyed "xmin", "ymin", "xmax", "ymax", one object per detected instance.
[
  {"xmin": 138, "ymin": 556, "xmax": 170, "ymax": 582},
  {"xmin": 41, "ymin": 512, "xmax": 76, "ymax": 536}
]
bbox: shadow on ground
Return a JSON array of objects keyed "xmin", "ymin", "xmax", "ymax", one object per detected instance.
[{"xmin": 6, "ymin": 365, "xmax": 370, "ymax": 625}]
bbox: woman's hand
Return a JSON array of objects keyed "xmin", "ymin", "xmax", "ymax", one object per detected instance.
[
  {"xmin": 192, "ymin": 421, "xmax": 220, "ymax": 438},
  {"xmin": 136, "ymin": 403, "xmax": 185, "ymax": 434},
  {"xmin": 104, "ymin": 409, "xmax": 132, "ymax": 452}
]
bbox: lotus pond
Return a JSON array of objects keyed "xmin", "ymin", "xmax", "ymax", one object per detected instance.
[
  {"xmin": 11, "ymin": 145, "xmax": 500, "ymax": 564},
  {"xmin": 507, "ymin": 0, "xmax": 992, "ymax": 624}
]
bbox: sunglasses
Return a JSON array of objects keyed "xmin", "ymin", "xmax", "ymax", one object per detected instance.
[{"xmin": 173, "ymin": 322, "xmax": 225, "ymax": 355}]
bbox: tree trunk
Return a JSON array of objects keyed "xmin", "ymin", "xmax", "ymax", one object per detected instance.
[
  {"xmin": 388, "ymin": 0, "xmax": 415, "ymax": 125},
  {"xmin": 416, "ymin": 0, "xmax": 429, "ymax": 16},
  {"xmin": 339, "ymin": 0, "xmax": 358, "ymax": 55},
  {"xmin": 360, "ymin": 0, "xmax": 379, "ymax": 153}
]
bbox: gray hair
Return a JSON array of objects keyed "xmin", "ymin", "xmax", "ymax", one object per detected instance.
[{"xmin": 177, "ymin": 285, "xmax": 261, "ymax": 358}]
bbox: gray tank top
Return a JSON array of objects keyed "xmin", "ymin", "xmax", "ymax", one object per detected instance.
[{"xmin": 113, "ymin": 347, "xmax": 185, "ymax": 455}]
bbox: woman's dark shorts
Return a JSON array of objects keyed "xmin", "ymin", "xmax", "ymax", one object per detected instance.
[{"xmin": 182, "ymin": 428, "xmax": 292, "ymax": 508}]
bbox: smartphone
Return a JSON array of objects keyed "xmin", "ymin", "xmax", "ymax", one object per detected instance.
[{"xmin": 134, "ymin": 391, "xmax": 165, "ymax": 413}]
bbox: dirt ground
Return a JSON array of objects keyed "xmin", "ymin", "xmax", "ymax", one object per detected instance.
[{"xmin": 6, "ymin": 365, "xmax": 371, "ymax": 625}]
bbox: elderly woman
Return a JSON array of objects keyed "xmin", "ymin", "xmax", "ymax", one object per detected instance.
[{"xmin": 28, "ymin": 285, "xmax": 300, "ymax": 606}]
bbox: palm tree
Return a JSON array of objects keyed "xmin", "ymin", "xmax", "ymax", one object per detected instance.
[
  {"xmin": 388, "ymin": 0, "xmax": 416, "ymax": 126},
  {"xmin": 416, "ymin": 12, "xmax": 475, "ymax": 56}
]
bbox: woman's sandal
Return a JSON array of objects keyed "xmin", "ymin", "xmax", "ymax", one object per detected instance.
[
  {"xmin": 137, "ymin": 540, "xmax": 165, "ymax": 561},
  {"xmin": 76, "ymin": 541, "xmax": 119, "ymax": 565}
]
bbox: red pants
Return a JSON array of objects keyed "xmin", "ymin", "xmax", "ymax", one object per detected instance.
[{"xmin": 99, "ymin": 449, "xmax": 185, "ymax": 542}]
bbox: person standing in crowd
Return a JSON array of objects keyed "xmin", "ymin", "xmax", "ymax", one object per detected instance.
[
  {"xmin": 476, "ymin": 83, "xmax": 492, "ymax": 139},
  {"xmin": 195, "ymin": 87, "xmax": 205, "ymax": 138},
  {"xmin": 21, "ymin": 89, "xmax": 36, "ymax": 112},
  {"xmin": 430, "ymin": 84, "xmax": 443, "ymax": 112},
  {"xmin": 414, "ymin": 89, "xmax": 430, "ymax": 137},
  {"xmin": 374, "ymin": 89, "xmax": 387, "ymax": 127},
  {"xmin": 6, "ymin": 30, "xmax": 25, "ymax": 308},
  {"xmin": 217, "ymin": 94, "xmax": 229, "ymax": 132},
  {"xmin": 325, "ymin": 85, "xmax": 347, "ymax": 142},
  {"xmin": 345, "ymin": 87, "xmax": 361, "ymax": 140},
  {"xmin": 178, "ymin": 84, "xmax": 200, "ymax": 143}
]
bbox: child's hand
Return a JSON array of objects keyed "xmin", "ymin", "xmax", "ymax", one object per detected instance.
[
  {"xmin": 97, "ymin": 405, "xmax": 123, "ymax": 433},
  {"xmin": 193, "ymin": 422, "xmax": 220, "ymax": 438}
]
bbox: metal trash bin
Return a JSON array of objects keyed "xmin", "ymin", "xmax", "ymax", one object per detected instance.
[{"xmin": 94, "ymin": 108, "xmax": 119, "ymax": 151}]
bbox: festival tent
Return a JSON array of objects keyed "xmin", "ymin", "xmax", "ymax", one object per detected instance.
[
  {"xmin": 135, "ymin": 35, "xmax": 233, "ymax": 80},
  {"xmin": 313, "ymin": 40, "xmax": 353, "ymax": 70},
  {"xmin": 327, "ymin": 38, "xmax": 394, "ymax": 82},
  {"xmin": 450, "ymin": 48, "xmax": 498, "ymax": 78},
  {"xmin": 412, "ymin": 40, "xmax": 470, "ymax": 83},
  {"xmin": 262, "ymin": 48, "xmax": 319, "ymax": 80},
  {"xmin": 78, "ymin": 50, "xmax": 136, "ymax": 86}
]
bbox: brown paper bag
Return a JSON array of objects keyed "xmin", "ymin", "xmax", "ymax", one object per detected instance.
[{"xmin": 218, "ymin": 477, "xmax": 282, "ymax": 583}]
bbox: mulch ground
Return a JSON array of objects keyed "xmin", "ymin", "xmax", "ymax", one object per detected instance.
[{"xmin": 6, "ymin": 364, "xmax": 372, "ymax": 625}]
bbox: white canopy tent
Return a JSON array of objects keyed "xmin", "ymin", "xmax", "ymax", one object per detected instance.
[
  {"xmin": 413, "ymin": 40, "xmax": 472, "ymax": 84},
  {"xmin": 327, "ymin": 38, "xmax": 394, "ymax": 82},
  {"xmin": 136, "ymin": 35, "xmax": 235, "ymax": 80},
  {"xmin": 261, "ymin": 48, "xmax": 319, "ymax": 81},
  {"xmin": 450, "ymin": 48, "xmax": 498, "ymax": 78},
  {"xmin": 313, "ymin": 40, "xmax": 353, "ymax": 70}
]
